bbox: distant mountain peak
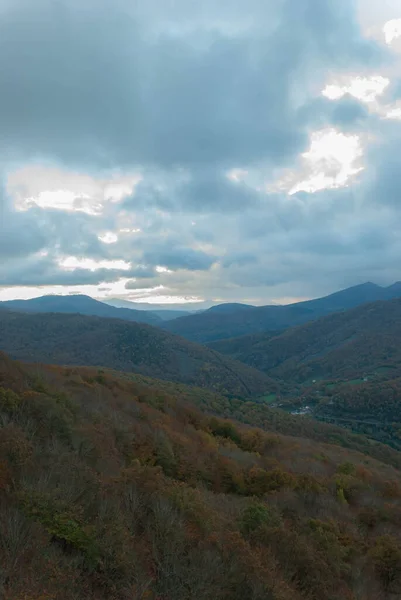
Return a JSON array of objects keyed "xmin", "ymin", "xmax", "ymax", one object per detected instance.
[{"xmin": 0, "ymin": 294, "xmax": 162, "ymax": 326}]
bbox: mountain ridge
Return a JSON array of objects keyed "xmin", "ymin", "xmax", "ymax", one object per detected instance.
[
  {"xmin": 0, "ymin": 294, "xmax": 162, "ymax": 325},
  {"xmin": 163, "ymin": 282, "xmax": 401, "ymax": 342}
]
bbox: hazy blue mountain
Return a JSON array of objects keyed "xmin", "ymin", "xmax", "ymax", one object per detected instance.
[{"xmin": 0, "ymin": 295, "xmax": 162, "ymax": 325}]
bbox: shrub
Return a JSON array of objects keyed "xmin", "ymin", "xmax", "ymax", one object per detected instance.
[
  {"xmin": 0, "ymin": 387, "xmax": 21, "ymax": 413},
  {"xmin": 20, "ymin": 492, "xmax": 100, "ymax": 569},
  {"xmin": 240, "ymin": 502, "xmax": 281, "ymax": 534},
  {"xmin": 337, "ymin": 462, "xmax": 355, "ymax": 476},
  {"xmin": 370, "ymin": 535, "xmax": 401, "ymax": 591},
  {"xmin": 246, "ymin": 467, "xmax": 295, "ymax": 496},
  {"xmin": 209, "ymin": 418, "xmax": 242, "ymax": 445}
]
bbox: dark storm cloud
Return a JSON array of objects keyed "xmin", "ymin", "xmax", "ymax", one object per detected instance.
[{"xmin": 0, "ymin": 0, "xmax": 384, "ymax": 171}]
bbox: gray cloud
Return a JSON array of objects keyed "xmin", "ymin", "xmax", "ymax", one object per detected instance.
[
  {"xmin": 0, "ymin": 251, "xmax": 130, "ymax": 287},
  {"xmin": 0, "ymin": 0, "xmax": 385, "ymax": 171},
  {"xmin": 0, "ymin": 188, "xmax": 46, "ymax": 260},
  {"xmin": 125, "ymin": 279, "xmax": 159, "ymax": 290},
  {"xmin": 143, "ymin": 244, "xmax": 217, "ymax": 271},
  {"xmin": 127, "ymin": 265, "xmax": 157, "ymax": 279},
  {"xmin": 1, "ymin": 0, "xmax": 400, "ymax": 303}
]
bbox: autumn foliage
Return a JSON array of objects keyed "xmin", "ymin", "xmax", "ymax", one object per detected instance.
[{"xmin": 1, "ymin": 351, "xmax": 401, "ymax": 599}]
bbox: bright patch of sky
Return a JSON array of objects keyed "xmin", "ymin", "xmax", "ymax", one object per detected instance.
[
  {"xmin": 289, "ymin": 129, "xmax": 363, "ymax": 195},
  {"xmin": 0, "ymin": 278, "xmax": 204, "ymax": 305},
  {"xmin": 322, "ymin": 76, "xmax": 389, "ymax": 103},
  {"xmin": 98, "ymin": 232, "xmax": 118, "ymax": 244},
  {"xmin": 384, "ymin": 19, "xmax": 401, "ymax": 44},
  {"xmin": 386, "ymin": 105, "xmax": 401, "ymax": 119},
  {"xmin": 21, "ymin": 190, "xmax": 100, "ymax": 215},
  {"xmin": 7, "ymin": 166, "xmax": 142, "ymax": 215},
  {"xmin": 58, "ymin": 257, "xmax": 131, "ymax": 271}
]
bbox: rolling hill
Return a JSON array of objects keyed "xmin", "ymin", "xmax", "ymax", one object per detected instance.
[
  {"xmin": 164, "ymin": 282, "xmax": 401, "ymax": 342},
  {"xmin": 0, "ymin": 294, "xmax": 162, "ymax": 325},
  {"xmin": 2, "ymin": 351, "xmax": 401, "ymax": 599},
  {"xmin": 0, "ymin": 310, "xmax": 273, "ymax": 398}
]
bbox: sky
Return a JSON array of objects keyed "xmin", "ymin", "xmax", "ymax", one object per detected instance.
[{"xmin": 2, "ymin": 0, "xmax": 401, "ymax": 307}]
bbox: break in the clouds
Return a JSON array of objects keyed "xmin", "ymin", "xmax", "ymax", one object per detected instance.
[{"xmin": 1, "ymin": 0, "xmax": 401, "ymax": 304}]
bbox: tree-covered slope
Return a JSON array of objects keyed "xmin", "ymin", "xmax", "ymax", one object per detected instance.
[
  {"xmin": 2, "ymin": 352, "xmax": 401, "ymax": 598},
  {"xmin": 0, "ymin": 311, "xmax": 273, "ymax": 398}
]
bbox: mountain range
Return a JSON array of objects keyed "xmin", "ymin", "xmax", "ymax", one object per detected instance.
[
  {"xmin": 3, "ymin": 281, "xmax": 401, "ymax": 343},
  {"xmin": 164, "ymin": 282, "xmax": 401, "ymax": 342}
]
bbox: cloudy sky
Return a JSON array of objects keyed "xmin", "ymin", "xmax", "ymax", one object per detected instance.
[{"xmin": 1, "ymin": 0, "xmax": 401, "ymax": 307}]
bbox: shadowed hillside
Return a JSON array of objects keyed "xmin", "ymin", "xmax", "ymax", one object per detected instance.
[{"xmin": 0, "ymin": 311, "xmax": 273, "ymax": 398}]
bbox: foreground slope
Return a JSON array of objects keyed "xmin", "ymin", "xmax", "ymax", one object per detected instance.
[
  {"xmin": 0, "ymin": 311, "xmax": 273, "ymax": 397},
  {"xmin": 164, "ymin": 282, "xmax": 401, "ymax": 342},
  {"xmin": 0, "ymin": 294, "xmax": 162, "ymax": 325},
  {"xmin": 2, "ymin": 352, "xmax": 401, "ymax": 599}
]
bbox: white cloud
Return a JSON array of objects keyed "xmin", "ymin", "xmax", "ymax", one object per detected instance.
[
  {"xmin": 386, "ymin": 106, "xmax": 401, "ymax": 119},
  {"xmin": 58, "ymin": 257, "xmax": 131, "ymax": 271},
  {"xmin": 7, "ymin": 165, "xmax": 142, "ymax": 215},
  {"xmin": 21, "ymin": 190, "xmax": 101, "ymax": 215},
  {"xmin": 322, "ymin": 75, "xmax": 389, "ymax": 103},
  {"xmin": 289, "ymin": 129, "xmax": 363, "ymax": 194},
  {"xmin": 120, "ymin": 228, "xmax": 141, "ymax": 234},
  {"xmin": 98, "ymin": 232, "xmax": 118, "ymax": 244},
  {"xmin": 384, "ymin": 18, "xmax": 401, "ymax": 45}
]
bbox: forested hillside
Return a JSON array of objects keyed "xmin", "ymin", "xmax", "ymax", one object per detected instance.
[
  {"xmin": 0, "ymin": 311, "xmax": 273, "ymax": 398},
  {"xmin": 2, "ymin": 352, "xmax": 401, "ymax": 599},
  {"xmin": 207, "ymin": 299, "xmax": 401, "ymax": 381},
  {"xmin": 209, "ymin": 298, "xmax": 401, "ymax": 448}
]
